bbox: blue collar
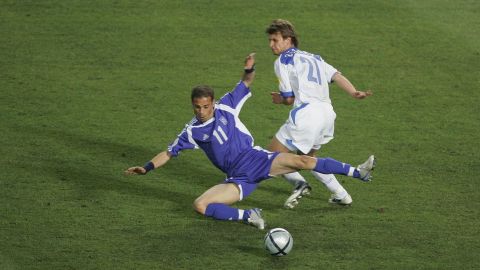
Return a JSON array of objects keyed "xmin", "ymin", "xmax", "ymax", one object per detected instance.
[{"xmin": 279, "ymin": 47, "xmax": 297, "ymax": 65}]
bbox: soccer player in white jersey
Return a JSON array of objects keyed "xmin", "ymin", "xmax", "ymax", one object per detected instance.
[
  {"xmin": 266, "ymin": 19, "xmax": 373, "ymax": 208},
  {"xmin": 125, "ymin": 53, "xmax": 375, "ymax": 229}
]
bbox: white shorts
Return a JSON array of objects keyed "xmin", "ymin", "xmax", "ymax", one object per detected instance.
[{"xmin": 275, "ymin": 102, "xmax": 336, "ymax": 154}]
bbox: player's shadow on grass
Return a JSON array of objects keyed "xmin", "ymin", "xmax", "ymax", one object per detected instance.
[
  {"xmin": 19, "ymin": 124, "xmax": 223, "ymax": 208},
  {"xmin": 41, "ymin": 156, "xmax": 198, "ymax": 212}
]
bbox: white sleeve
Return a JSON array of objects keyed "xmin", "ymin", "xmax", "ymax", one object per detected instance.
[
  {"xmin": 323, "ymin": 60, "xmax": 339, "ymax": 83},
  {"xmin": 274, "ymin": 59, "xmax": 294, "ymax": 98}
]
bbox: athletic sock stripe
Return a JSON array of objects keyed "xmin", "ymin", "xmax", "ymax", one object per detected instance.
[{"xmin": 348, "ymin": 166, "xmax": 355, "ymax": 177}]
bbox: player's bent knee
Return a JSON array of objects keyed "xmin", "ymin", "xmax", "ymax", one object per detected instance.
[
  {"xmin": 295, "ymin": 155, "xmax": 315, "ymax": 169},
  {"xmin": 193, "ymin": 198, "xmax": 207, "ymax": 215}
]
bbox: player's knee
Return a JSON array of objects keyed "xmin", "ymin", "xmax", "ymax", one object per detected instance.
[
  {"xmin": 296, "ymin": 155, "xmax": 315, "ymax": 169},
  {"xmin": 193, "ymin": 198, "xmax": 207, "ymax": 215}
]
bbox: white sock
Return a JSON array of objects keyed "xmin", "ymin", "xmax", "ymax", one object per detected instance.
[
  {"xmin": 348, "ymin": 166, "xmax": 355, "ymax": 177},
  {"xmin": 283, "ymin": 172, "xmax": 307, "ymax": 187},
  {"xmin": 311, "ymin": 172, "xmax": 348, "ymax": 198},
  {"xmin": 238, "ymin": 209, "xmax": 244, "ymax": 221}
]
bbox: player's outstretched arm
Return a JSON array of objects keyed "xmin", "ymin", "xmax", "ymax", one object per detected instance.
[
  {"xmin": 242, "ymin": 53, "xmax": 256, "ymax": 87},
  {"xmin": 332, "ymin": 73, "xmax": 372, "ymax": 99},
  {"xmin": 124, "ymin": 151, "xmax": 172, "ymax": 175}
]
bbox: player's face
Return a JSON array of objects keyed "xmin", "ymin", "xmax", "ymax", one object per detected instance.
[
  {"xmin": 192, "ymin": 97, "xmax": 215, "ymax": 123},
  {"xmin": 268, "ymin": 32, "xmax": 293, "ymax": 55}
]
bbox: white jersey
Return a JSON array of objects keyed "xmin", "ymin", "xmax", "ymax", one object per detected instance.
[{"xmin": 274, "ymin": 47, "xmax": 338, "ymax": 107}]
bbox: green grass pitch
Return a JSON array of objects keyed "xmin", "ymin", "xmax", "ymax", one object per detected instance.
[{"xmin": 1, "ymin": 0, "xmax": 479, "ymax": 269}]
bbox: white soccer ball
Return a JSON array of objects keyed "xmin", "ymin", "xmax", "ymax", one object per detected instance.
[{"xmin": 264, "ymin": 228, "xmax": 293, "ymax": 256}]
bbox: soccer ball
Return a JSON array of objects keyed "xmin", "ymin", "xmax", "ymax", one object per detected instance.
[{"xmin": 264, "ymin": 228, "xmax": 293, "ymax": 256}]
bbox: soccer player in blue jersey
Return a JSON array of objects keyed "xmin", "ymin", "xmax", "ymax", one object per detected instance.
[
  {"xmin": 265, "ymin": 19, "xmax": 373, "ymax": 208},
  {"xmin": 125, "ymin": 53, "xmax": 375, "ymax": 230}
]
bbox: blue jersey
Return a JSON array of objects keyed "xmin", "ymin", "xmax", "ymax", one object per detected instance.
[{"xmin": 168, "ymin": 81, "xmax": 257, "ymax": 176}]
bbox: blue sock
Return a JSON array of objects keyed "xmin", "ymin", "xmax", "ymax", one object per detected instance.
[
  {"xmin": 242, "ymin": 209, "xmax": 251, "ymax": 221},
  {"xmin": 314, "ymin": 157, "xmax": 351, "ymax": 175},
  {"xmin": 205, "ymin": 203, "xmax": 244, "ymax": 221},
  {"xmin": 315, "ymin": 158, "xmax": 362, "ymax": 178}
]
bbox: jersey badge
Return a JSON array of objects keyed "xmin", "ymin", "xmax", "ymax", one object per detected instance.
[{"xmin": 219, "ymin": 116, "xmax": 228, "ymax": 126}]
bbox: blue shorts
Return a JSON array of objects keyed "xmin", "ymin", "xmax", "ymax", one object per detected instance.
[
  {"xmin": 224, "ymin": 147, "xmax": 280, "ymax": 200},
  {"xmin": 224, "ymin": 179, "xmax": 257, "ymax": 201}
]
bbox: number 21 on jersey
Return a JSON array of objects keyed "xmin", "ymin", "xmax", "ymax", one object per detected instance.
[{"xmin": 300, "ymin": 56, "xmax": 322, "ymax": 85}]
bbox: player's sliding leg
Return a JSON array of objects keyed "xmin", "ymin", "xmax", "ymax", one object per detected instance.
[
  {"xmin": 193, "ymin": 182, "xmax": 265, "ymax": 229},
  {"xmin": 270, "ymin": 153, "xmax": 376, "ymax": 182},
  {"xmin": 313, "ymin": 156, "xmax": 376, "ymax": 181}
]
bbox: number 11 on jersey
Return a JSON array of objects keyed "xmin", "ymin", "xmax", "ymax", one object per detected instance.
[{"xmin": 213, "ymin": 126, "xmax": 228, "ymax": 145}]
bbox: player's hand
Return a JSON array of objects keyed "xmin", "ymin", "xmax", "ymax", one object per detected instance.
[
  {"xmin": 124, "ymin": 166, "xmax": 147, "ymax": 175},
  {"xmin": 351, "ymin": 90, "xmax": 372, "ymax": 99},
  {"xmin": 244, "ymin": 53, "xmax": 256, "ymax": 69},
  {"xmin": 271, "ymin": 92, "xmax": 283, "ymax": 104}
]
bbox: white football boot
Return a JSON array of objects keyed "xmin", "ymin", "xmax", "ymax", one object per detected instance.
[
  {"xmin": 284, "ymin": 182, "xmax": 312, "ymax": 209},
  {"xmin": 357, "ymin": 155, "xmax": 376, "ymax": 182},
  {"xmin": 247, "ymin": 208, "xmax": 265, "ymax": 230},
  {"xmin": 328, "ymin": 193, "xmax": 353, "ymax": 205}
]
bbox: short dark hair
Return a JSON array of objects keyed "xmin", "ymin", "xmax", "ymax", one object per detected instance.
[
  {"xmin": 191, "ymin": 85, "xmax": 214, "ymax": 101},
  {"xmin": 266, "ymin": 19, "xmax": 299, "ymax": 47}
]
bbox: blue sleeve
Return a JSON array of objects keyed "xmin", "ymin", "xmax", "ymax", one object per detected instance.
[
  {"xmin": 218, "ymin": 81, "xmax": 251, "ymax": 110},
  {"xmin": 167, "ymin": 127, "xmax": 197, "ymax": 157}
]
